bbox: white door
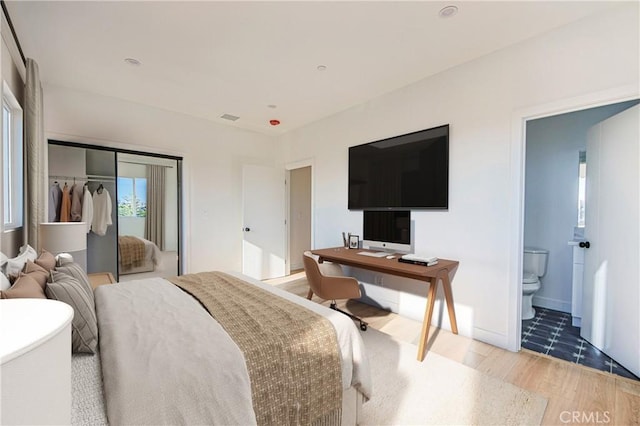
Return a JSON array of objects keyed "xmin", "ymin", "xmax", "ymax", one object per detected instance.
[
  {"xmin": 581, "ymin": 104, "xmax": 639, "ymax": 377},
  {"xmin": 242, "ymin": 165, "xmax": 286, "ymax": 280}
]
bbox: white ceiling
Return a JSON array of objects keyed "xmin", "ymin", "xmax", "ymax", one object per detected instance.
[{"xmin": 5, "ymin": 1, "xmax": 620, "ymax": 135}]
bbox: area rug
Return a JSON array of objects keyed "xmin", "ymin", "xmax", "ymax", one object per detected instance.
[{"xmin": 359, "ymin": 329, "xmax": 548, "ymax": 425}]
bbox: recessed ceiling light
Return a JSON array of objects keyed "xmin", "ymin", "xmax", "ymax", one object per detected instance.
[
  {"xmin": 439, "ymin": 5, "xmax": 458, "ymax": 18},
  {"xmin": 124, "ymin": 57, "xmax": 142, "ymax": 66},
  {"xmin": 317, "ymin": 65, "xmax": 327, "ymax": 71}
]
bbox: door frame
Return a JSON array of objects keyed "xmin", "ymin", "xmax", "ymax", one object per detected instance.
[
  {"xmin": 285, "ymin": 158, "xmax": 314, "ymax": 276},
  {"xmin": 507, "ymin": 84, "xmax": 639, "ymax": 352}
]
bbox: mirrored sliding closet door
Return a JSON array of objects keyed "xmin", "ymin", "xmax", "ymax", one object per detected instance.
[
  {"xmin": 47, "ymin": 141, "xmax": 182, "ymax": 281},
  {"xmin": 116, "ymin": 153, "xmax": 180, "ymax": 281}
]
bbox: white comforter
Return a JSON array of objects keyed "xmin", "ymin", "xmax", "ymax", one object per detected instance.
[{"xmin": 95, "ymin": 273, "xmax": 371, "ymax": 425}]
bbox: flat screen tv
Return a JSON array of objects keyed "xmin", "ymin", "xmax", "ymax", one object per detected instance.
[
  {"xmin": 363, "ymin": 210, "xmax": 411, "ymax": 253},
  {"xmin": 348, "ymin": 124, "xmax": 449, "ymax": 209}
]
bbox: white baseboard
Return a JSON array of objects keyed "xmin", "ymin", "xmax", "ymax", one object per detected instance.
[
  {"xmin": 472, "ymin": 327, "xmax": 509, "ymax": 350},
  {"xmin": 532, "ymin": 295, "xmax": 571, "ymax": 313}
]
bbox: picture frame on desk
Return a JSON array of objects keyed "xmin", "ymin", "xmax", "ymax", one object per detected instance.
[{"xmin": 349, "ymin": 235, "xmax": 359, "ymax": 249}]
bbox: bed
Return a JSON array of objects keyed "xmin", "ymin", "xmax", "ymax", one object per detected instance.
[
  {"xmin": 117, "ymin": 235, "xmax": 160, "ymax": 275},
  {"xmin": 72, "ymin": 271, "xmax": 371, "ymax": 425}
]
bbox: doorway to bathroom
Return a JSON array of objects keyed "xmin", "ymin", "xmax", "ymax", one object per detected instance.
[
  {"xmin": 521, "ymin": 99, "xmax": 639, "ymax": 381},
  {"xmin": 287, "ymin": 165, "xmax": 312, "ymax": 274}
]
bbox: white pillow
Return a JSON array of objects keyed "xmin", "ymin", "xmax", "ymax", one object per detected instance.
[
  {"xmin": 5, "ymin": 245, "xmax": 38, "ymax": 277},
  {"xmin": 55, "ymin": 252, "xmax": 74, "ymax": 266},
  {"xmin": 0, "ymin": 252, "xmax": 8, "ymax": 289},
  {"xmin": 19, "ymin": 244, "xmax": 37, "ymax": 258},
  {"xmin": 0, "ymin": 272, "xmax": 10, "ymax": 291}
]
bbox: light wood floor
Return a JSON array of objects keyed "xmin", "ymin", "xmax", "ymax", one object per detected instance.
[{"xmin": 266, "ymin": 271, "xmax": 640, "ymax": 425}]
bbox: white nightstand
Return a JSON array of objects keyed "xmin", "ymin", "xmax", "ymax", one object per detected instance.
[{"xmin": 0, "ymin": 299, "xmax": 73, "ymax": 425}]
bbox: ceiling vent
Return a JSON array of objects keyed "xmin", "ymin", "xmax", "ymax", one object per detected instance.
[{"xmin": 220, "ymin": 113, "xmax": 240, "ymax": 121}]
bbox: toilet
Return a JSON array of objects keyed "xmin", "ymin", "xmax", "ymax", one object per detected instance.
[{"xmin": 522, "ymin": 247, "xmax": 548, "ymax": 320}]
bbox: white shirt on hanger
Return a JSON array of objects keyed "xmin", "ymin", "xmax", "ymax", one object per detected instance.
[
  {"xmin": 82, "ymin": 186, "xmax": 94, "ymax": 233},
  {"xmin": 92, "ymin": 188, "xmax": 112, "ymax": 236}
]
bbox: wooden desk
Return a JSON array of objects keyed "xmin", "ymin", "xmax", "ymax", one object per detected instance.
[{"xmin": 312, "ymin": 247, "xmax": 459, "ymax": 361}]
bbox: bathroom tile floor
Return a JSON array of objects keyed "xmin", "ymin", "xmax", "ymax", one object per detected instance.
[{"xmin": 522, "ymin": 306, "xmax": 639, "ymax": 381}]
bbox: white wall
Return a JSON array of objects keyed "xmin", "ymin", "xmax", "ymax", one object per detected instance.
[
  {"xmin": 279, "ymin": 4, "xmax": 639, "ymax": 348},
  {"xmin": 524, "ymin": 101, "xmax": 639, "ymax": 313},
  {"xmin": 1, "ymin": 38, "xmax": 23, "ymax": 105},
  {"xmin": 43, "ymin": 84, "xmax": 279, "ymax": 274},
  {"xmin": 48, "ymin": 144, "xmax": 86, "ymax": 178}
]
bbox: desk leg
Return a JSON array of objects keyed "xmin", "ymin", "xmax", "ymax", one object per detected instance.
[
  {"xmin": 442, "ymin": 270, "xmax": 459, "ymax": 335},
  {"xmin": 417, "ymin": 277, "xmax": 438, "ymax": 361}
]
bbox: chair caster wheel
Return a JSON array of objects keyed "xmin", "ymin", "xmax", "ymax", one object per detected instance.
[{"xmin": 360, "ymin": 323, "xmax": 368, "ymax": 331}]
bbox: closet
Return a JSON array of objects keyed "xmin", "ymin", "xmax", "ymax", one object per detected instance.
[{"xmin": 47, "ymin": 141, "xmax": 182, "ymax": 280}]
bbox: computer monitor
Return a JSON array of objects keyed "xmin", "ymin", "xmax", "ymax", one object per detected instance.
[{"xmin": 362, "ymin": 210, "xmax": 411, "ymax": 253}]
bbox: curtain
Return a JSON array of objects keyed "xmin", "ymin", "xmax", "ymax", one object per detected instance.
[
  {"xmin": 145, "ymin": 165, "xmax": 165, "ymax": 250},
  {"xmin": 25, "ymin": 58, "xmax": 46, "ymax": 250}
]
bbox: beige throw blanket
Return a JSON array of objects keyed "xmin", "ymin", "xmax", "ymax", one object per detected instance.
[
  {"xmin": 169, "ymin": 271, "xmax": 343, "ymax": 425},
  {"xmin": 118, "ymin": 235, "xmax": 145, "ymax": 269}
]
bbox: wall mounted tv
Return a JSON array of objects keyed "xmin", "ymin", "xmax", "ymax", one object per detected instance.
[{"xmin": 348, "ymin": 124, "xmax": 449, "ymax": 210}]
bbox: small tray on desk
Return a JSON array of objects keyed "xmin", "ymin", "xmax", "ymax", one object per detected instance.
[{"xmin": 398, "ymin": 257, "xmax": 439, "ymax": 267}]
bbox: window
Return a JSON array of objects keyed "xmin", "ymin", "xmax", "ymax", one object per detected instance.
[
  {"xmin": 577, "ymin": 151, "xmax": 586, "ymax": 228},
  {"xmin": 117, "ymin": 177, "xmax": 147, "ymax": 217},
  {"xmin": 2, "ymin": 82, "xmax": 23, "ymax": 230}
]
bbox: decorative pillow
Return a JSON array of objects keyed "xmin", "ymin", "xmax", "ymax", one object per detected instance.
[
  {"xmin": 5, "ymin": 245, "xmax": 38, "ymax": 278},
  {"xmin": 0, "ymin": 274, "xmax": 46, "ymax": 299},
  {"xmin": 46, "ymin": 270, "xmax": 98, "ymax": 354},
  {"xmin": 55, "ymin": 262, "xmax": 93, "ymax": 300},
  {"xmin": 0, "ymin": 251, "xmax": 7, "ymax": 266},
  {"xmin": 23, "ymin": 260, "xmax": 49, "ymax": 289},
  {"xmin": 35, "ymin": 250, "xmax": 56, "ymax": 271}
]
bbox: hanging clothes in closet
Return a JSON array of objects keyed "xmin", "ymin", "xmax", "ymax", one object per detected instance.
[
  {"xmin": 81, "ymin": 184, "xmax": 93, "ymax": 233},
  {"xmin": 49, "ymin": 176, "xmax": 97, "ymax": 226},
  {"xmin": 91, "ymin": 184, "xmax": 112, "ymax": 236},
  {"xmin": 70, "ymin": 182, "xmax": 85, "ymax": 222},
  {"xmin": 48, "ymin": 182, "xmax": 62, "ymax": 222},
  {"xmin": 59, "ymin": 183, "xmax": 72, "ymax": 222}
]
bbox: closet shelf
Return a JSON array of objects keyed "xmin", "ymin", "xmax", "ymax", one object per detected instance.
[
  {"xmin": 49, "ymin": 174, "xmax": 86, "ymax": 181},
  {"xmin": 87, "ymin": 174, "xmax": 115, "ymax": 182}
]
